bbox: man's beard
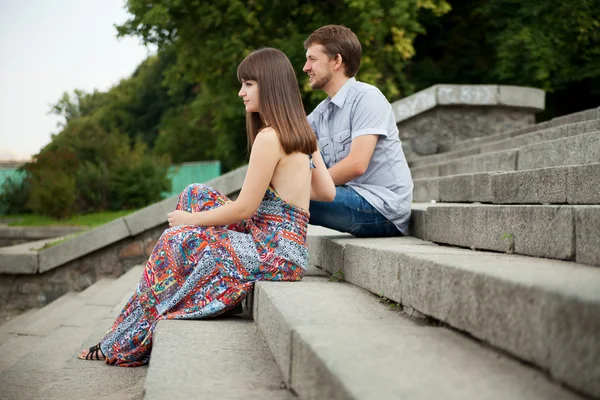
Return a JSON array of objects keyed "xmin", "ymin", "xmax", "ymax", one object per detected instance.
[{"xmin": 310, "ymin": 71, "xmax": 333, "ymax": 90}]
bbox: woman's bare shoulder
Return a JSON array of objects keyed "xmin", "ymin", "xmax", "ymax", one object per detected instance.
[{"xmin": 256, "ymin": 127, "xmax": 282, "ymax": 147}]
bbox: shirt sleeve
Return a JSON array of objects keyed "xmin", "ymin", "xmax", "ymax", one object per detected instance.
[{"xmin": 351, "ymin": 89, "xmax": 393, "ymax": 139}]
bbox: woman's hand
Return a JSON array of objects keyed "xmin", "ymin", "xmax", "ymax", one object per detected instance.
[{"xmin": 167, "ymin": 210, "xmax": 194, "ymax": 227}]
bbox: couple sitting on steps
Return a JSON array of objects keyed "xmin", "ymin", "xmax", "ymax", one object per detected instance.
[{"xmin": 78, "ymin": 24, "xmax": 414, "ymax": 366}]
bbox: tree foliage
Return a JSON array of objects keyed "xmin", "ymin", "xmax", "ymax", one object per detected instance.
[
  {"xmin": 409, "ymin": 0, "xmax": 600, "ymax": 117},
  {"xmin": 115, "ymin": 0, "xmax": 451, "ymax": 169}
]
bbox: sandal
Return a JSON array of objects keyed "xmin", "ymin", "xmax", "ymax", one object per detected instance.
[{"xmin": 78, "ymin": 342, "xmax": 106, "ymax": 361}]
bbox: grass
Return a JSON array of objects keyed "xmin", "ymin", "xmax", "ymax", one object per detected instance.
[
  {"xmin": 34, "ymin": 234, "xmax": 83, "ymax": 251},
  {"xmin": 3, "ymin": 210, "xmax": 137, "ymax": 228}
]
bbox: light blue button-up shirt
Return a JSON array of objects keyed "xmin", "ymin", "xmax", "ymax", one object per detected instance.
[{"xmin": 307, "ymin": 78, "xmax": 413, "ymax": 233}]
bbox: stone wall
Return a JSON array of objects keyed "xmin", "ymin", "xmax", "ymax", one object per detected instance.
[
  {"xmin": 391, "ymin": 84, "xmax": 545, "ymax": 157},
  {"xmin": 0, "ymin": 224, "xmax": 166, "ymax": 312},
  {"xmin": 399, "ymin": 106, "xmax": 535, "ymax": 156}
]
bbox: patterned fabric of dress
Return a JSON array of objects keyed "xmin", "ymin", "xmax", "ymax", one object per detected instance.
[{"xmin": 100, "ymin": 182, "xmax": 310, "ymax": 367}]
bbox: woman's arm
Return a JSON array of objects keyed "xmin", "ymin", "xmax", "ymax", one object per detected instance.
[
  {"xmin": 310, "ymin": 149, "xmax": 336, "ymax": 202},
  {"xmin": 167, "ymin": 129, "xmax": 281, "ymax": 227}
]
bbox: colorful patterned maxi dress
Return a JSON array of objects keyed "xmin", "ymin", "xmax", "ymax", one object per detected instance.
[{"xmin": 99, "ymin": 182, "xmax": 310, "ymax": 366}]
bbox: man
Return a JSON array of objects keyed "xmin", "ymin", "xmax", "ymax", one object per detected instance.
[{"xmin": 304, "ymin": 25, "xmax": 413, "ymax": 237}]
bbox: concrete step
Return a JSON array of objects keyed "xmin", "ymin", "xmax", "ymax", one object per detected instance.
[
  {"xmin": 85, "ymin": 265, "xmax": 143, "ymax": 308},
  {"xmin": 413, "ymin": 163, "xmax": 600, "ymax": 204},
  {"xmin": 443, "ymin": 106, "xmax": 600, "ymax": 153},
  {"xmin": 0, "ymin": 267, "xmax": 146, "ymax": 400},
  {"xmin": 254, "ymin": 276, "xmax": 584, "ymax": 400},
  {"xmin": 0, "ymin": 324, "xmax": 146, "ymax": 400},
  {"xmin": 408, "ymin": 203, "xmax": 600, "ymax": 266},
  {"xmin": 306, "ymin": 228, "xmax": 600, "ymax": 398},
  {"xmin": 410, "ymin": 130, "xmax": 600, "ymax": 179},
  {"xmin": 145, "ymin": 319, "xmax": 295, "ymax": 400},
  {"xmin": 409, "ymin": 118, "xmax": 600, "ymax": 168},
  {"xmin": 0, "ymin": 307, "xmax": 40, "ymax": 345}
]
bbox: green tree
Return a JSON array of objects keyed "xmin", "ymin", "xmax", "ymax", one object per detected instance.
[
  {"xmin": 410, "ymin": 0, "xmax": 600, "ymax": 119},
  {"xmin": 115, "ymin": 0, "xmax": 451, "ymax": 169}
]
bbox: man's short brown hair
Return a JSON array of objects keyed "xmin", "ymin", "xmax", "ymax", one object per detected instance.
[{"xmin": 304, "ymin": 25, "xmax": 362, "ymax": 78}]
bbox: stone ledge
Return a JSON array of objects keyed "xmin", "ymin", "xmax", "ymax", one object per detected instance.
[
  {"xmin": 392, "ymin": 84, "xmax": 545, "ymax": 123},
  {"xmin": 306, "ymin": 232, "xmax": 600, "ymax": 398},
  {"xmin": 0, "ymin": 165, "xmax": 248, "ymax": 275}
]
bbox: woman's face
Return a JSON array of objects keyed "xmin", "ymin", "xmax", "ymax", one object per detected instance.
[{"xmin": 239, "ymin": 80, "xmax": 259, "ymax": 113}]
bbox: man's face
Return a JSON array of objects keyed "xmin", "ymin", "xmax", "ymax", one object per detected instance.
[{"xmin": 303, "ymin": 44, "xmax": 334, "ymax": 90}]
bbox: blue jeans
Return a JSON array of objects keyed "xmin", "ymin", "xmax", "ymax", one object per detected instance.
[{"xmin": 309, "ymin": 186, "xmax": 401, "ymax": 238}]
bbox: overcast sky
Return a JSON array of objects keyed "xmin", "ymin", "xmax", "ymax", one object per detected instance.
[{"xmin": 0, "ymin": 0, "xmax": 155, "ymax": 160}]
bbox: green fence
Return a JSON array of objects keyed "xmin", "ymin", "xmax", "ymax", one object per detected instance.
[{"xmin": 165, "ymin": 161, "xmax": 222, "ymax": 198}]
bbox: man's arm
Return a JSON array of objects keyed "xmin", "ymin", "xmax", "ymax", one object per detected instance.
[{"xmin": 328, "ymin": 134, "xmax": 378, "ymax": 186}]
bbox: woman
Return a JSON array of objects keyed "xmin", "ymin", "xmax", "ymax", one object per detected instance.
[{"xmin": 78, "ymin": 48, "xmax": 336, "ymax": 366}]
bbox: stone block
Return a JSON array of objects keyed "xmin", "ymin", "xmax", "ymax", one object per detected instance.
[
  {"xmin": 259, "ymin": 273, "xmax": 586, "ymax": 399},
  {"xmin": 519, "ymin": 131, "xmax": 600, "ymax": 170},
  {"xmin": 0, "ymin": 251, "xmax": 38, "ymax": 274},
  {"xmin": 437, "ymin": 85, "xmax": 498, "ymax": 105},
  {"xmin": 425, "ymin": 205, "xmax": 575, "ymax": 260},
  {"xmin": 492, "ymin": 167, "xmax": 568, "ymax": 204},
  {"xmin": 439, "ymin": 175, "xmax": 472, "ymax": 202},
  {"xmin": 413, "ymin": 178, "xmax": 439, "ymax": 202},
  {"xmin": 471, "ymin": 149, "xmax": 518, "ymax": 173},
  {"xmin": 567, "ymin": 163, "xmax": 600, "ymax": 204},
  {"xmin": 392, "ymin": 86, "xmax": 437, "ymax": 123},
  {"xmin": 440, "ymin": 157, "xmax": 473, "ymax": 176},
  {"xmin": 408, "ymin": 204, "xmax": 429, "ymax": 239},
  {"xmin": 118, "ymin": 241, "xmax": 144, "ymax": 259},
  {"xmin": 410, "ymin": 164, "xmax": 440, "ymax": 179},
  {"xmin": 38, "ymin": 218, "xmax": 131, "ymax": 273},
  {"xmin": 470, "ymin": 172, "xmax": 494, "ymax": 202},
  {"xmin": 575, "ymin": 207, "xmax": 600, "ymax": 267},
  {"xmin": 498, "ymin": 85, "xmax": 545, "ymax": 111},
  {"xmin": 146, "ymin": 320, "xmax": 291, "ymax": 399},
  {"xmin": 124, "ymin": 197, "xmax": 178, "ymax": 237},
  {"xmin": 397, "ymin": 250, "xmax": 600, "ymax": 397}
]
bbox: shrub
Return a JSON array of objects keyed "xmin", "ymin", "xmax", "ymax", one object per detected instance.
[{"xmin": 0, "ymin": 173, "xmax": 30, "ymax": 215}]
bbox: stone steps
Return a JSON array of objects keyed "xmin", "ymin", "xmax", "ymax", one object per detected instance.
[
  {"xmin": 413, "ymin": 163, "xmax": 600, "ymax": 204},
  {"xmin": 410, "ymin": 130, "xmax": 600, "ymax": 179},
  {"xmin": 145, "ymin": 319, "xmax": 296, "ymax": 400},
  {"xmin": 306, "ymin": 227, "xmax": 600, "ymax": 398},
  {"xmin": 0, "ymin": 266, "xmax": 146, "ymax": 400},
  {"xmin": 407, "ymin": 106, "xmax": 599, "ymax": 165},
  {"xmin": 254, "ymin": 276, "xmax": 584, "ymax": 399},
  {"xmin": 407, "ymin": 203, "xmax": 600, "ymax": 266}
]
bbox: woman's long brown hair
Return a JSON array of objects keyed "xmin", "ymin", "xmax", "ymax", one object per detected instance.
[{"xmin": 237, "ymin": 48, "xmax": 317, "ymax": 155}]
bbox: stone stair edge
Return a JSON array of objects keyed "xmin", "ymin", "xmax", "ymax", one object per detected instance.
[
  {"xmin": 0, "ymin": 166, "xmax": 248, "ymax": 276},
  {"xmin": 407, "ymin": 113, "xmax": 600, "ymax": 167},
  {"xmin": 410, "ymin": 129, "xmax": 600, "ymax": 179},
  {"xmin": 406, "ymin": 202, "xmax": 600, "ymax": 266},
  {"xmin": 305, "ymin": 231, "xmax": 600, "ymax": 398},
  {"xmin": 254, "ymin": 276, "xmax": 585, "ymax": 399},
  {"xmin": 445, "ymin": 105, "xmax": 599, "ymax": 151},
  {"xmin": 412, "ymin": 162, "xmax": 600, "ymax": 205},
  {"xmin": 146, "ymin": 319, "xmax": 295, "ymax": 400},
  {"xmin": 409, "ymin": 125, "xmax": 599, "ymax": 173}
]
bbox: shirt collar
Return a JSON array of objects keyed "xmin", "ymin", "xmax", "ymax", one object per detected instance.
[{"xmin": 330, "ymin": 77, "xmax": 356, "ymax": 108}]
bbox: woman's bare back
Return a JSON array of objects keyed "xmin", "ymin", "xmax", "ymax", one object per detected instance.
[{"xmin": 270, "ymin": 151, "xmax": 312, "ymax": 211}]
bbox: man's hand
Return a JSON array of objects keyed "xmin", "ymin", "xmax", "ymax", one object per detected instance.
[{"xmin": 167, "ymin": 210, "xmax": 193, "ymax": 227}]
